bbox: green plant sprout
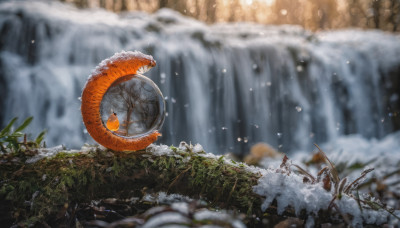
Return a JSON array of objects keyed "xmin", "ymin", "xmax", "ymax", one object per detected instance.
[{"xmin": 0, "ymin": 117, "xmax": 46, "ymax": 153}]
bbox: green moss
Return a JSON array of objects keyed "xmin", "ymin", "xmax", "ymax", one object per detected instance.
[{"xmin": 0, "ymin": 146, "xmax": 262, "ymax": 226}]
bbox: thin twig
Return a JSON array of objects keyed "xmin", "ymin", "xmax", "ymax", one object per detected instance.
[
  {"xmin": 168, "ymin": 166, "xmax": 192, "ymax": 190},
  {"xmin": 314, "ymin": 144, "xmax": 339, "ymax": 185},
  {"xmin": 227, "ymin": 177, "xmax": 238, "ymax": 204},
  {"xmin": 343, "ymin": 168, "xmax": 374, "ymax": 194},
  {"xmin": 292, "ymin": 164, "xmax": 316, "ymax": 183}
]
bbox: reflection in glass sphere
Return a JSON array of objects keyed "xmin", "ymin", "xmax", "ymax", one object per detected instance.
[{"xmin": 100, "ymin": 74, "xmax": 165, "ymax": 138}]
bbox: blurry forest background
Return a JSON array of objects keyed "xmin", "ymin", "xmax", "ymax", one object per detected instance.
[
  {"xmin": 1, "ymin": 0, "xmax": 400, "ymax": 154},
  {"xmin": 1, "ymin": 1, "xmax": 400, "ymax": 227},
  {"xmin": 61, "ymin": 0, "xmax": 400, "ymax": 32}
]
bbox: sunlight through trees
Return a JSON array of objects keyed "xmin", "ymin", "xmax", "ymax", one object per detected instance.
[{"xmin": 60, "ymin": 0, "xmax": 400, "ymax": 31}]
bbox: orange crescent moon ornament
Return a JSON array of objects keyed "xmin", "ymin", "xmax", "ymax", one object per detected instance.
[{"xmin": 81, "ymin": 51, "xmax": 165, "ymax": 151}]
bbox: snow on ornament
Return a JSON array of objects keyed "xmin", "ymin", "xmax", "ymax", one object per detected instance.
[{"xmin": 81, "ymin": 51, "xmax": 165, "ymax": 151}]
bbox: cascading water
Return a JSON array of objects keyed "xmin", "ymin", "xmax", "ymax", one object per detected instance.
[{"xmin": 0, "ymin": 1, "xmax": 399, "ymax": 155}]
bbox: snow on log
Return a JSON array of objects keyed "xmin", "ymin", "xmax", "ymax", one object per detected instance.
[{"xmin": 0, "ymin": 143, "xmax": 391, "ymax": 226}]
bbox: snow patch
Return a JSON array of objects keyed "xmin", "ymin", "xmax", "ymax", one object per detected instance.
[
  {"xmin": 146, "ymin": 144, "xmax": 174, "ymax": 156},
  {"xmin": 25, "ymin": 145, "xmax": 66, "ymax": 163},
  {"xmin": 171, "ymin": 202, "xmax": 190, "ymax": 215},
  {"xmin": 156, "ymin": 192, "xmax": 195, "ymax": 204},
  {"xmin": 193, "ymin": 144, "xmax": 204, "ymax": 153},
  {"xmin": 24, "ymin": 144, "xmax": 98, "ymax": 164},
  {"xmin": 253, "ymin": 166, "xmax": 389, "ymax": 226},
  {"xmin": 253, "ymin": 169, "xmax": 332, "ymax": 215},
  {"xmin": 141, "ymin": 212, "xmax": 190, "ymax": 228},
  {"xmin": 90, "ymin": 50, "xmax": 154, "ymax": 77},
  {"xmin": 194, "ymin": 209, "xmax": 246, "ymax": 228},
  {"xmin": 83, "ymin": 50, "xmax": 155, "ymax": 92},
  {"xmin": 291, "ymin": 132, "xmax": 400, "ymax": 193}
]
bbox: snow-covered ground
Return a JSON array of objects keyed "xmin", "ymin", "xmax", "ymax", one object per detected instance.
[{"xmin": 258, "ymin": 131, "xmax": 400, "ymax": 226}]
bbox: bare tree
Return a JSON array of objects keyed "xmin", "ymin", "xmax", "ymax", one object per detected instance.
[
  {"xmin": 372, "ymin": 0, "xmax": 382, "ymax": 28},
  {"xmin": 121, "ymin": 0, "xmax": 128, "ymax": 11},
  {"xmin": 110, "ymin": 79, "xmax": 159, "ymax": 136},
  {"xmin": 347, "ymin": 0, "xmax": 368, "ymax": 27},
  {"xmin": 75, "ymin": 0, "xmax": 89, "ymax": 8},
  {"xmin": 99, "ymin": 0, "xmax": 106, "ymax": 8},
  {"xmin": 60, "ymin": 0, "xmax": 400, "ymax": 32},
  {"xmin": 159, "ymin": 0, "xmax": 168, "ymax": 8},
  {"xmin": 228, "ymin": 0, "xmax": 240, "ymax": 22},
  {"xmin": 205, "ymin": 0, "xmax": 217, "ymax": 23},
  {"xmin": 271, "ymin": 0, "xmax": 304, "ymax": 26},
  {"xmin": 304, "ymin": 0, "xmax": 339, "ymax": 30},
  {"xmin": 388, "ymin": 0, "xmax": 400, "ymax": 31}
]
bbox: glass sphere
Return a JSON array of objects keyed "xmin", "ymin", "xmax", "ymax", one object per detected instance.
[{"xmin": 100, "ymin": 74, "xmax": 165, "ymax": 138}]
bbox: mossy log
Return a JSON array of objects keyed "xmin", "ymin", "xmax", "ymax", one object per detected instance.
[
  {"xmin": 1, "ymin": 145, "xmax": 267, "ymax": 226},
  {"xmin": 0, "ymin": 144, "xmax": 373, "ymax": 226}
]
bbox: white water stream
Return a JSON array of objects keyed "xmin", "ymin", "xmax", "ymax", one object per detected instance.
[{"xmin": 0, "ymin": 1, "xmax": 399, "ymax": 155}]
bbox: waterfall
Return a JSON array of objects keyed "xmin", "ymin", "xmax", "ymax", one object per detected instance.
[{"xmin": 1, "ymin": 1, "xmax": 399, "ymax": 155}]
